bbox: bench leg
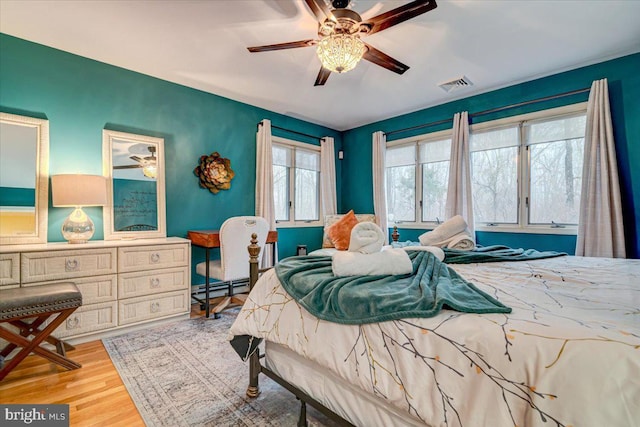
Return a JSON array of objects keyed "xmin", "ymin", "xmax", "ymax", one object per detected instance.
[
  {"xmin": 0, "ymin": 317, "xmax": 75, "ymax": 359},
  {"xmin": 0, "ymin": 308, "xmax": 81, "ymax": 381},
  {"xmin": 11, "ymin": 318, "xmax": 75, "ymax": 356}
]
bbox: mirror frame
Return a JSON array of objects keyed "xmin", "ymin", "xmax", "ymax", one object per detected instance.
[
  {"xmin": 0, "ymin": 112, "xmax": 49, "ymax": 245},
  {"xmin": 102, "ymin": 129, "xmax": 166, "ymax": 240}
]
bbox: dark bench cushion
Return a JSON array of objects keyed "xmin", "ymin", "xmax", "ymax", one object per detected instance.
[{"xmin": 0, "ymin": 283, "xmax": 82, "ymax": 321}]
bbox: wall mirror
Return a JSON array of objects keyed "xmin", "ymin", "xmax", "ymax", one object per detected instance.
[
  {"xmin": 102, "ymin": 129, "xmax": 166, "ymax": 240},
  {"xmin": 0, "ymin": 112, "xmax": 49, "ymax": 245}
]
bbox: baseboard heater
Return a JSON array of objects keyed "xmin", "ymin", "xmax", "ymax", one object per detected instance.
[{"xmin": 190, "ymin": 279, "xmax": 250, "ymax": 302}]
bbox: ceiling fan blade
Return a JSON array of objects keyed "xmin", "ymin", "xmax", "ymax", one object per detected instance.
[
  {"xmin": 114, "ymin": 165, "xmax": 143, "ymax": 169},
  {"xmin": 314, "ymin": 67, "xmax": 331, "ymax": 86},
  {"xmin": 362, "ymin": 43, "xmax": 409, "ymax": 74},
  {"xmin": 304, "ymin": 0, "xmax": 335, "ymax": 24},
  {"xmin": 129, "ymin": 155, "xmax": 143, "ymax": 163},
  {"xmin": 247, "ymin": 39, "xmax": 317, "ymax": 53},
  {"xmin": 361, "ymin": 0, "xmax": 437, "ymax": 36}
]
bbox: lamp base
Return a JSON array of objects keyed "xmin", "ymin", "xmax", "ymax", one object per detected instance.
[{"xmin": 62, "ymin": 207, "xmax": 95, "ymax": 244}]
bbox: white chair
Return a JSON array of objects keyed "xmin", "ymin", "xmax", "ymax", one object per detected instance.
[{"xmin": 195, "ymin": 216, "xmax": 269, "ymax": 318}]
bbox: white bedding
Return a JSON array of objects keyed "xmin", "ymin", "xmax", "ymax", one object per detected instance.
[{"xmin": 229, "ymin": 255, "xmax": 640, "ymax": 427}]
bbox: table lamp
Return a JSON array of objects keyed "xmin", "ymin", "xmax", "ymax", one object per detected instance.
[{"xmin": 52, "ymin": 174, "xmax": 108, "ymax": 243}]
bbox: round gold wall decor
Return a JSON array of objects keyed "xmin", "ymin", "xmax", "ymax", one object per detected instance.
[{"xmin": 194, "ymin": 152, "xmax": 235, "ymax": 194}]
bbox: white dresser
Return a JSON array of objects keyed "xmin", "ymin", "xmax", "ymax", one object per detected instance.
[{"xmin": 0, "ymin": 237, "xmax": 191, "ymax": 343}]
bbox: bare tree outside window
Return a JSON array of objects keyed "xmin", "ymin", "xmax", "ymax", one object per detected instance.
[
  {"xmin": 526, "ymin": 114, "xmax": 586, "ymax": 224},
  {"xmin": 386, "ymin": 165, "xmax": 415, "ymax": 222},
  {"xmin": 272, "ymin": 143, "xmax": 320, "ymax": 223},
  {"xmin": 383, "ymin": 107, "xmax": 585, "ymax": 231},
  {"xmin": 471, "ymin": 127, "xmax": 519, "ymax": 224},
  {"xmin": 420, "ymin": 139, "xmax": 450, "ymax": 222},
  {"xmin": 273, "ymin": 164, "xmax": 289, "ymax": 221}
]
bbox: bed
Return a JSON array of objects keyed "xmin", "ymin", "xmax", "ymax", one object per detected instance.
[{"xmin": 230, "ymin": 239, "xmax": 640, "ymax": 427}]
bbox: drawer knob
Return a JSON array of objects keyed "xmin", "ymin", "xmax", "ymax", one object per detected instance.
[
  {"xmin": 150, "ymin": 302, "xmax": 160, "ymax": 313},
  {"xmin": 65, "ymin": 259, "xmax": 79, "ymax": 271},
  {"xmin": 150, "ymin": 277, "xmax": 160, "ymax": 288},
  {"xmin": 150, "ymin": 253, "xmax": 160, "ymax": 263},
  {"xmin": 67, "ymin": 316, "xmax": 80, "ymax": 329}
]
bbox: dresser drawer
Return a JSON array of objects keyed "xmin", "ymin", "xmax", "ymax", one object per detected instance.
[
  {"xmin": 26, "ymin": 274, "xmax": 117, "ymax": 305},
  {"xmin": 118, "ymin": 244, "xmax": 189, "ymax": 273},
  {"xmin": 0, "ymin": 253, "xmax": 20, "ymax": 287},
  {"xmin": 119, "ymin": 266, "xmax": 188, "ymax": 299},
  {"xmin": 53, "ymin": 302, "xmax": 118, "ymax": 339},
  {"xmin": 118, "ymin": 289, "xmax": 189, "ymax": 325},
  {"xmin": 21, "ymin": 248, "xmax": 117, "ymax": 283}
]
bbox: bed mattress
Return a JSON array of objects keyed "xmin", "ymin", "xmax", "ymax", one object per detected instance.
[{"xmin": 265, "ymin": 341, "xmax": 425, "ymax": 426}]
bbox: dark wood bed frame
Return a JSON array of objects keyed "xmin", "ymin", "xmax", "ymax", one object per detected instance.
[
  {"xmin": 245, "ymin": 233, "xmax": 354, "ymax": 426},
  {"xmin": 244, "ymin": 227, "xmax": 400, "ymax": 427}
]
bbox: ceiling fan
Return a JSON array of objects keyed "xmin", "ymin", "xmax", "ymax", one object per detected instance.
[
  {"xmin": 114, "ymin": 146, "xmax": 157, "ymax": 178},
  {"xmin": 247, "ymin": 0, "xmax": 438, "ymax": 86}
]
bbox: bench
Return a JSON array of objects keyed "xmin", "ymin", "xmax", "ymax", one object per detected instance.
[{"xmin": 0, "ymin": 282, "xmax": 82, "ymax": 381}]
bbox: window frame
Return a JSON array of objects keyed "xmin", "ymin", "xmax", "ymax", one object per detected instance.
[
  {"xmin": 471, "ymin": 102, "xmax": 588, "ymax": 235},
  {"xmin": 272, "ymin": 136, "xmax": 322, "ymax": 228},
  {"xmin": 386, "ymin": 128, "xmax": 452, "ymax": 229}
]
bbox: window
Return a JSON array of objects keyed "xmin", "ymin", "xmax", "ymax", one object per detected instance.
[
  {"xmin": 420, "ymin": 138, "xmax": 451, "ymax": 222},
  {"xmin": 470, "ymin": 104, "xmax": 587, "ymax": 231},
  {"xmin": 386, "ymin": 145, "xmax": 416, "ymax": 222},
  {"xmin": 384, "ymin": 103, "xmax": 586, "ymax": 233},
  {"xmin": 525, "ymin": 114, "xmax": 585, "ymax": 225},
  {"xmin": 470, "ymin": 126, "xmax": 519, "ymax": 224},
  {"xmin": 385, "ymin": 131, "xmax": 452, "ymax": 225},
  {"xmin": 272, "ymin": 138, "xmax": 321, "ymax": 225}
]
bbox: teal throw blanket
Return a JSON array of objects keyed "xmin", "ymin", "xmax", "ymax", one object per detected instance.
[
  {"xmin": 442, "ymin": 245, "xmax": 566, "ymax": 264},
  {"xmin": 392, "ymin": 242, "xmax": 566, "ymax": 264},
  {"xmin": 275, "ymin": 251, "xmax": 511, "ymax": 325}
]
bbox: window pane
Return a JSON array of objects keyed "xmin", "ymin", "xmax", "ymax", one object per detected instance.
[
  {"xmin": 471, "ymin": 146, "xmax": 518, "ymax": 224},
  {"xmin": 386, "ymin": 165, "xmax": 415, "ymax": 222},
  {"xmin": 526, "ymin": 115, "xmax": 587, "ymax": 145},
  {"xmin": 422, "ymin": 161, "xmax": 449, "ymax": 222},
  {"xmin": 294, "ymin": 168, "xmax": 319, "ymax": 221},
  {"xmin": 273, "ymin": 164, "xmax": 289, "ymax": 221},
  {"xmin": 418, "ymin": 139, "xmax": 451, "ymax": 163},
  {"xmin": 272, "ymin": 145, "xmax": 291, "ymax": 167},
  {"xmin": 296, "ymin": 149, "xmax": 320, "ymax": 171},
  {"xmin": 529, "ymin": 138, "xmax": 584, "ymax": 224},
  {"xmin": 471, "ymin": 126, "xmax": 519, "ymax": 151},
  {"xmin": 386, "ymin": 145, "xmax": 415, "ymax": 167}
]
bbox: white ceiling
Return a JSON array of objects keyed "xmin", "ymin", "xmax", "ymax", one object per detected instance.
[{"xmin": 1, "ymin": 1, "xmax": 639, "ymax": 131}]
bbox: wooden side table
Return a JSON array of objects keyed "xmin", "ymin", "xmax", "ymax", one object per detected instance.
[{"xmin": 187, "ymin": 229, "xmax": 278, "ymax": 318}]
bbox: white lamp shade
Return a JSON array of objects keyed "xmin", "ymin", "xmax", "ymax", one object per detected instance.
[{"xmin": 52, "ymin": 174, "xmax": 108, "ymax": 207}]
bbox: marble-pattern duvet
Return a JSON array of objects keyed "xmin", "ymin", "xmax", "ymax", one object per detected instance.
[{"xmin": 230, "ymin": 255, "xmax": 640, "ymax": 427}]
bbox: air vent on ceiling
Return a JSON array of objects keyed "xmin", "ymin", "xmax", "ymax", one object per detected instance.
[{"xmin": 438, "ymin": 76, "xmax": 473, "ymax": 93}]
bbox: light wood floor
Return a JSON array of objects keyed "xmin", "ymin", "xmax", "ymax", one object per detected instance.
[{"xmin": 0, "ymin": 304, "xmax": 208, "ymax": 426}]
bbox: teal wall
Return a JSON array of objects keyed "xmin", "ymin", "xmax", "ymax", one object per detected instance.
[
  {"xmin": 0, "ymin": 34, "xmax": 342, "ymax": 282},
  {"xmin": 395, "ymin": 228, "xmax": 577, "ymax": 255},
  {"xmin": 342, "ymin": 53, "xmax": 640, "ymax": 259}
]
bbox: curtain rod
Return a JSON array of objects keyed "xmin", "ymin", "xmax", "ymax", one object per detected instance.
[
  {"xmin": 258, "ymin": 122, "xmax": 322, "ymax": 141},
  {"xmin": 384, "ymin": 86, "xmax": 591, "ymax": 138}
]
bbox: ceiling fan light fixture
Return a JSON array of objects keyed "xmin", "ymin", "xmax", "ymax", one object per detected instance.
[
  {"xmin": 142, "ymin": 164, "xmax": 157, "ymax": 179},
  {"xmin": 316, "ymin": 33, "xmax": 366, "ymax": 74}
]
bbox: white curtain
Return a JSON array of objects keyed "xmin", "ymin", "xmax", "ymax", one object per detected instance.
[
  {"xmin": 255, "ymin": 119, "xmax": 277, "ymax": 265},
  {"xmin": 320, "ymin": 136, "xmax": 337, "ymax": 216},
  {"xmin": 576, "ymin": 78, "xmax": 626, "ymax": 258},
  {"xmin": 445, "ymin": 111, "xmax": 474, "ymax": 235},
  {"xmin": 372, "ymin": 131, "xmax": 389, "ymax": 244}
]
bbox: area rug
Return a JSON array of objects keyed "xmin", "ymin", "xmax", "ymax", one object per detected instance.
[{"xmin": 103, "ymin": 309, "xmax": 337, "ymax": 426}]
